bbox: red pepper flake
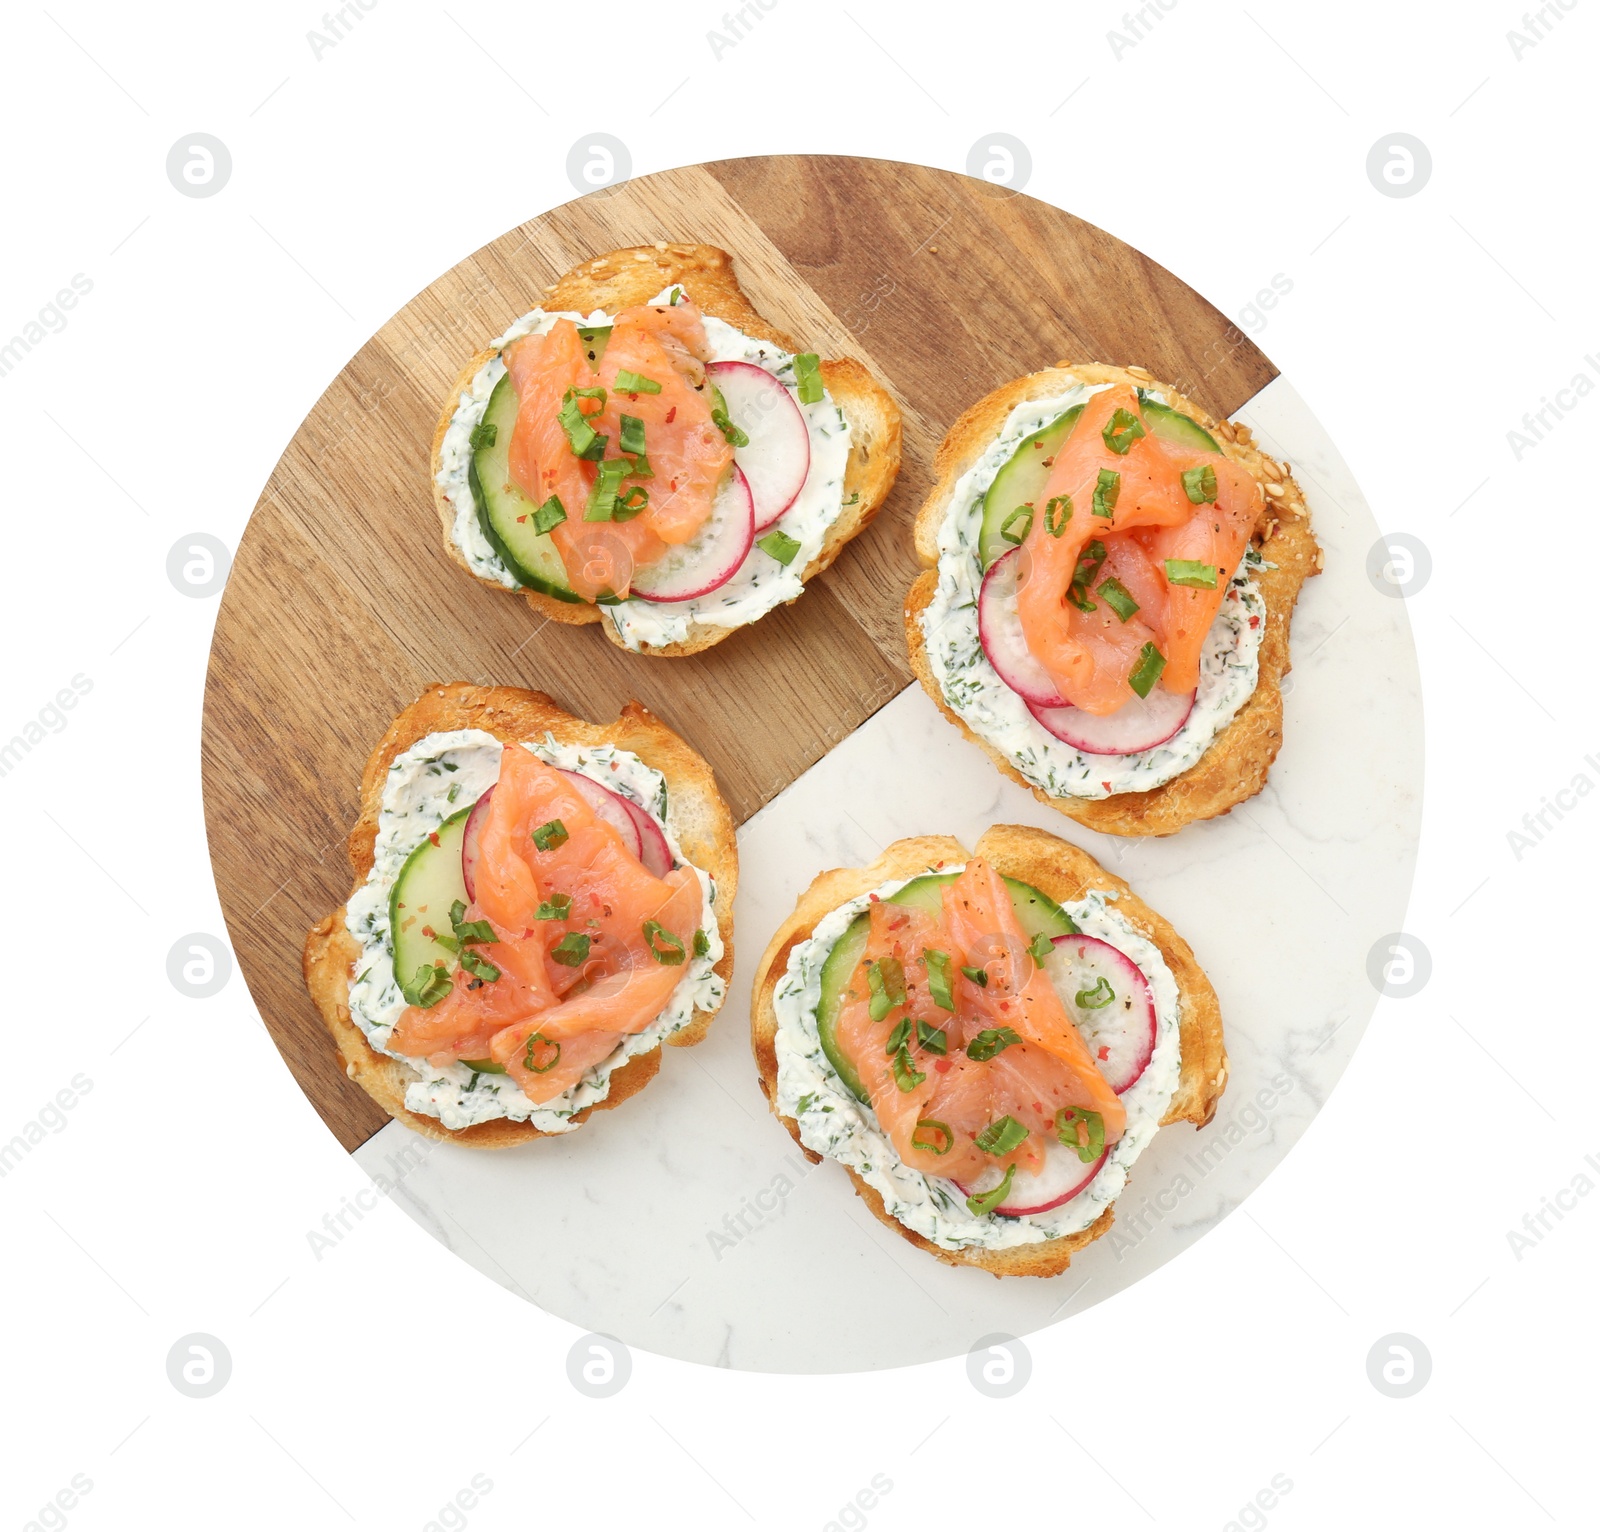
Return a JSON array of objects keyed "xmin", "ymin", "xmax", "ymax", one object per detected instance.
[
  {"xmin": 1033, "ymin": 1102, "xmax": 1044, "ymax": 1114},
  {"xmin": 428, "ymin": 831, "xmax": 441, "ymax": 847},
  {"xmin": 1248, "ymin": 615, "xmax": 1261, "ymax": 629},
  {"xmin": 1101, "ymin": 782, "xmax": 1112, "ymax": 792},
  {"xmin": 421, "ymin": 926, "xmax": 436, "ymax": 939},
  {"xmin": 517, "ymin": 514, "xmax": 527, "ymax": 523},
  {"xmin": 665, "ymin": 406, "xmax": 677, "ymax": 423},
  {"xmin": 1098, "ymin": 1045, "xmax": 1110, "ymax": 1061},
  {"xmin": 934, "ymin": 1058, "xmax": 952, "ymax": 1074},
  {"xmin": 868, "ymin": 893, "xmax": 880, "ymax": 903}
]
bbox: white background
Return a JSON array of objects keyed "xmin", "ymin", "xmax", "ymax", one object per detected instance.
[{"xmin": 2, "ymin": 1, "xmax": 1593, "ymax": 1528}]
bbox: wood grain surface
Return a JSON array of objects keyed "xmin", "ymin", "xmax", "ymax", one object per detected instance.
[{"xmin": 200, "ymin": 155, "xmax": 1277, "ymax": 1152}]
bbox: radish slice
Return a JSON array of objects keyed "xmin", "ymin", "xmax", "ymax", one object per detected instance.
[
  {"xmin": 620, "ymin": 798, "xmax": 674, "ymax": 877},
  {"xmin": 978, "ymin": 547, "xmax": 1067, "ymax": 707},
  {"xmin": 556, "ymin": 770, "xmax": 642, "ymax": 858},
  {"xmin": 461, "ymin": 773, "xmax": 651, "ymax": 900},
  {"xmin": 1027, "ymin": 685, "xmax": 1195, "ymax": 755},
  {"xmin": 706, "ymin": 361, "xmax": 810, "ymax": 532},
  {"xmin": 957, "ymin": 1138, "xmax": 1110, "ymax": 1216},
  {"xmin": 1041, "ymin": 934, "xmax": 1156, "ymax": 1095},
  {"xmin": 461, "ymin": 786, "xmax": 494, "ymax": 901},
  {"xmin": 630, "ymin": 465, "xmax": 755, "ymax": 603}
]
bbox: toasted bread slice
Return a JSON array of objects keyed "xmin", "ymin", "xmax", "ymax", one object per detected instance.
[
  {"xmin": 431, "ymin": 242, "xmax": 902, "ymax": 658},
  {"xmin": 905, "ymin": 363, "xmax": 1320, "ymax": 837},
  {"xmin": 750, "ymin": 825, "xmax": 1225, "ymax": 1277},
  {"xmin": 303, "ymin": 683, "xmax": 737, "ymax": 1146}
]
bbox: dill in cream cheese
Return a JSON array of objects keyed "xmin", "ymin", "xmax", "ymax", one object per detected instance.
[
  {"xmin": 771, "ymin": 869, "xmax": 1182, "ymax": 1253},
  {"xmin": 434, "ymin": 285, "xmax": 852, "ymax": 648},
  {"xmin": 344, "ymin": 729, "xmax": 723, "ymax": 1133},
  {"xmin": 921, "ymin": 386, "xmax": 1267, "ymax": 799}
]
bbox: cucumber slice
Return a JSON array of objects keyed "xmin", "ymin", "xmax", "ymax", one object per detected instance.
[
  {"xmin": 389, "ymin": 806, "xmax": 472, "ymax": 1005},
  {"xmin": 471, "ymin": 373, "xmax": 583, "ymax": 603},
  {"xmin": 816, "ymin": 913, "xmax": 872, "ymax": 1101},
  {"xmin": 1139, "ymin": 393, "xmax": 1220, "ymax": 453},
  {"xmin": 975, "ymin": 395, "xmax": 1219, "ymax": 568},
  {"xmin": 978, "ymin": 406, "xmax": 1082, "ymax": 569},
  {"xmin": 814, "ymin": 874, "xmax": 1080, "ymax": 1103},
  {"xmin": 577, "ymin": 325, "xmax": 611, "ymax": 366}
]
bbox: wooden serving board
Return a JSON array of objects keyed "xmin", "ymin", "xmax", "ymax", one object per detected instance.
[{"xmin": 201, "ymin": 156, "xmax": 1276, "ymax": 1152}]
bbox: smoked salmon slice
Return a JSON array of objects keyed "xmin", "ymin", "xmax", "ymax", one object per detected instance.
[
  {"xmin": 830, "ymin": 859, "xmax": 1125, "ymax": 1195},
  {"xmin": 388, "ymin": 745, "xmax": 703, "ymax": 1106},
  {"xmin": 501, "ymin": 298, "xmax": 732, "ymax": 601},
  {"xmin": 1014, "ymin": 384, "xmax": 1262, "ymax": 715}
]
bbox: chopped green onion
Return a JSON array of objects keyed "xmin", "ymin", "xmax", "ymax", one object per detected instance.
[
  {"xmin": 535, "ymin": 895, "xmax": 573, "ymax": 921},
  {"xmin": 1092, "ymin": 468, "xmax": 1121, "ymax": 518},
  {"xmin": 550, "ymin": 932, "xmax": 591, "ymax": 966},
  {"xmin": 912, "ymin": 1119, "xmax": 954, "ymax": 1156},
  {"xmin": 412, "ymin": 961, "xmax": 452, "ymax": 1008},
  {"xmin": 1055, "ymin": 1106, "xmax": 1106, "ymax": 1164},
  {"xmin": 757, "ymin": 529, "xmax": 801, "ymax": 565},
  {"xmin": 614, "ymin": 484, "xmax": 650, "ymax": 521},
  {"xmin": 668, "ymin": 288, "xmax": 681, "ymax": 306},
  {"xmin": 1028, "ymin": 932, "xmax": 1054, "ymax": 963},
  {"xmin": 449, "ymin": 908, "xmax": 499, "ymax": 947},
  {"xmin": 557, "ymin": 389, "xmax": 608, "ymax": 460},
  {"xmin": 693, "ymin": 928, "xmax": 710, "ymax": 958},
  {"xmin": 619, "ymin": 413, "xmax": 648, "ymax": 456},
  {"xmin": 1102, "ymin": 407, "xmax": 1146, "ymax": 455},
  {"xmin": 613, "ymin": 369, "xmax": 661, "ymax": 395},
  {"xmin": 924, "ymin": 948, "xmax": 955, "ymax": 1010},
  {"xmin": 469, "ymin": 420, "xmax": 497, "ymax": 451},
  {"xmin": 1128, "ymin": 641, "xmax": 1167, "ymax": 698},
  {"xmin": 643, "ymin": 920, "xmax": 685, "ymax": 964},
  {"xmin": 1000, "ymin": 505, "xmax": 1034, "ymax": 545},
  {"xmin": 622, "ymin": 450, "xmax": 653, "ymax": 478},
  {"xmin": 1075, "ymin": 540, "xmax": 1108, "ymax": 584},
  {"xmin": 1181, "ymin": 464, "xmax": 1217, "ymax": 504},
  {"xmin": 1075, "ymin": 975, "xmax": 1115, "ymax": 1009},
  {"xmin": 965, "ymin": 1164, "xmax": 1016, "ymax": 1216},
  {"xmin": 1071, "ymin": 539, "xmax": 1109, "ymax": 609},
  {"xmin": 532, "ymin": 495, "xmax": 567, "ymax": 535},
  {"xmin": 975, "ymin": 1114, "xmax": 1028, "ymax": 1156},
  {"xmin": 793, "ymin": 352, "xmax": 824, "ymax": 405},
  {"xmin": 1044, "ymin": 495, "xmax": 1072, "ymax": 536},
  {"xmin": 916, "ymin": 1020, "xmax": 948, "ymax": 1056},
  {"xmin": 461, "ymin": 1057, "xmax": 507, "ymax": 1075},
  {"xmin": 531, "ymin": 819, "xmax": 569, "ymax": 851},
  {"xmin": 960, "ymin": 964, "xmax": 989, "ymax": 987},
  {"xmin": 868, "ymin": 957, "xmax": 908, "ymax": 1021},
  {"xmin": 966, "ymin": 1025, "xmax": 1023, "ymax": 1062},
  {"xmin": 522, "ymin": 1032, "xmax": 561, "ymax": 1074},
  {"xmin": 711, "ymin": 407, "xmax": 749, "ymax": 448},
  {"xmin": 1097, "ymin": 576, "xmax": 1140, "ymax": 622},
  {"xmin": 891, "ymin": 1045, "xmax": 926, "ymax": 1093},
  {"xmin": 585, "ymin": 456, "xmax": 630, "ymax": 521},
  {"xmin": 1164, "ymin": 558, "xmax": 1219, "ymax": 589},
  {"xmin": 884, "ymin": 1018, "xmax": 911, "ymax": 1055},
  {"xmin": 458, "ymin": 947, "xmax": 501, "ymax": 983}
]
